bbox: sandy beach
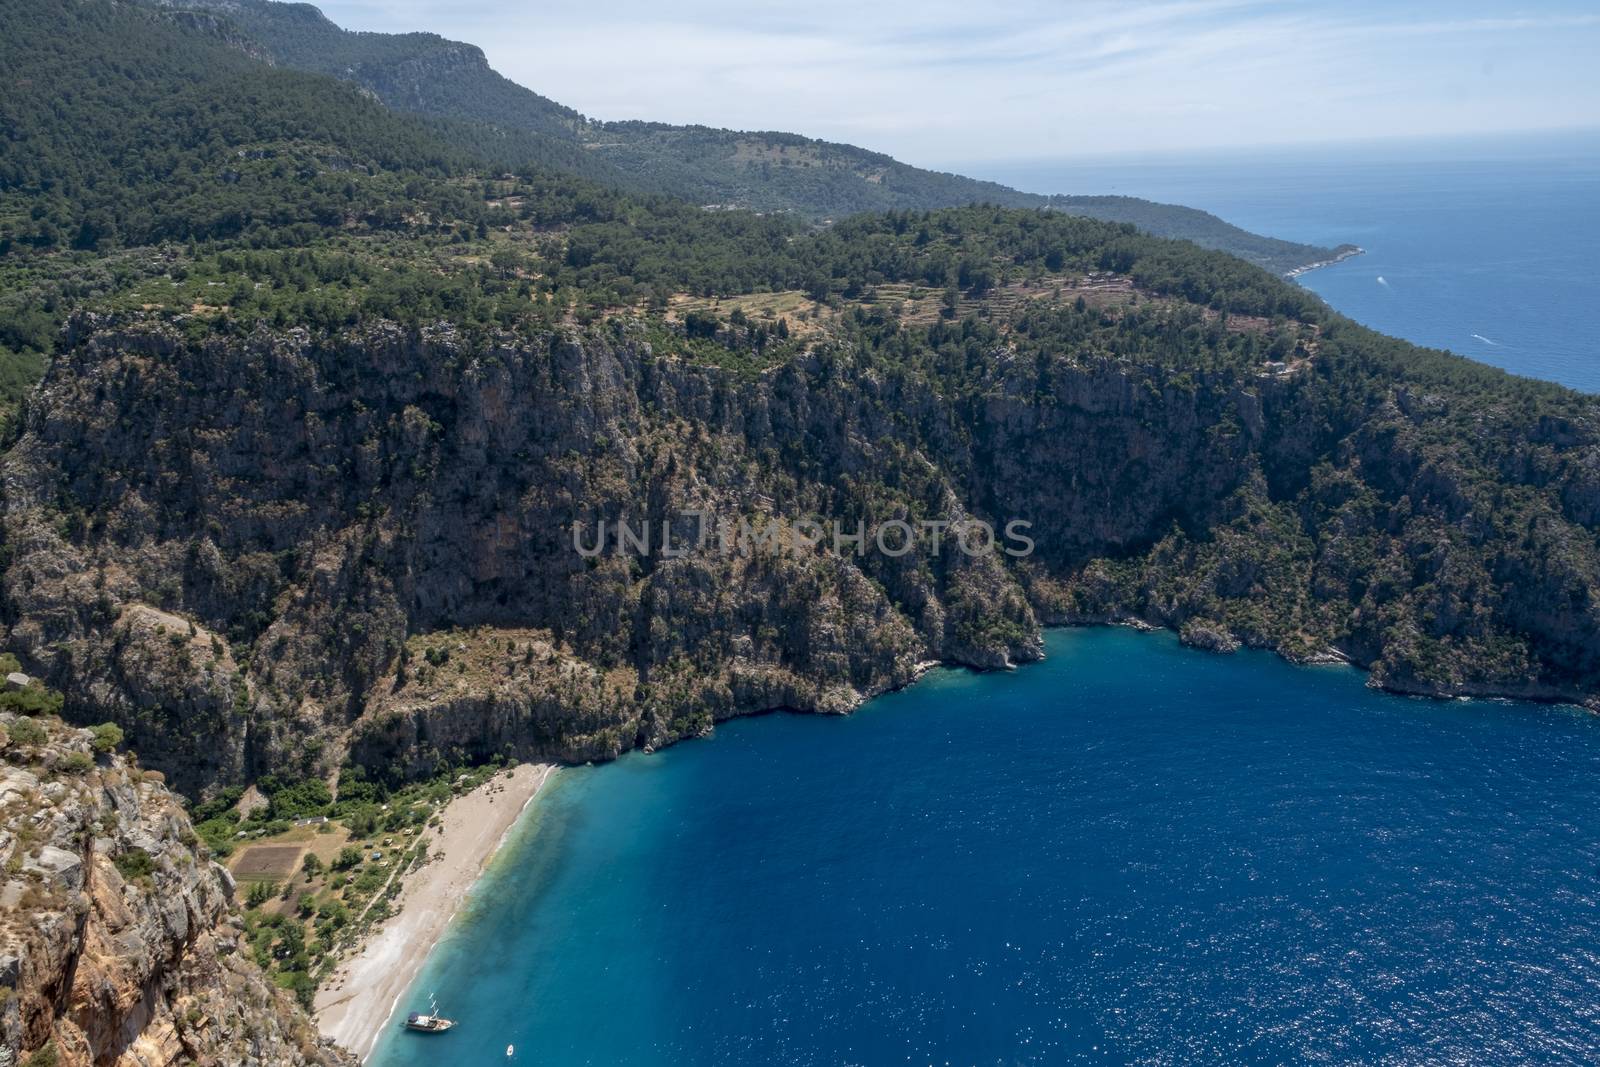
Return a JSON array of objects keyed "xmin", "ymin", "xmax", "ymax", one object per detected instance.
[{"xmin": 312, "ymin": 762, "xmax": 556, "ymax": 1060}]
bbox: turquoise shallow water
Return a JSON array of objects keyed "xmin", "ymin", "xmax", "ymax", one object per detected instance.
[
  {"xmin": 972, "ymin": 132, "xmax": 1600, "ymax": 393},
  {"xmin": 370, "ymin": 629, "xmax": 1600, "ymax": 1066}
]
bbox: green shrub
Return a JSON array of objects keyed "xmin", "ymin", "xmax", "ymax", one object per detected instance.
[
  {"xmin": 0, "ymin": 685, "xmax": 63, "ymax": 717},
  {"xmin": 113, "ymin": 848, "xmax": 155, "ymax": 883},
  {"xmin": 0, "ymin": 675, "xmax": 64, "ymax": 716},
  {"xmin": 58, "ymin": 752, "xmax": 93, "ymax": 775},
  {"xmin": 22, "ymin": 1040, "xmax": 58, "ymax": 1067},
  {"xmin": 245, "ymin": 880, "xmax": 279, "ymax": 908},
  {"xmin": 89, "ymin": 722, "xmax": 124, "ymax": 754},
  {"xmin": 261, "ymin": 776, "xmax": 332, "ymax": 820},
  {"xmin": 8, "ymin": 718, "xmax": 46, "ymax": 748},
  {"xmin": 190, "ymin": 785, "xmax": 244, "ymax": 824},
  {"xmin": 195, "ymin": 813, "xmax": 240, "ymax": 858}
]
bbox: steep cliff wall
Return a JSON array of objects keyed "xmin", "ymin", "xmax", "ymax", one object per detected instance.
[
  {"xmin": 0, "ymin": 712, "xmax": 352, "ymax": 1066},
  {"xmin": 3, "ymin": 307, "xmax": 1596, "ymax": 796},
  {"xmin": 1, "ymin": 318, "xmax": 1042, "ymax": 794}
]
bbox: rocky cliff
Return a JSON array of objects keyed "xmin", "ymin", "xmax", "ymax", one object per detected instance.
[
  {"xmin": 4, "ymin": 298, "xmax": 1596, "ymax": 798},
  {"xmin": 0, "ymin": 316, "xmax": 1044, "ymax": 795},
  {"xmin": 0, "ymin": 711, "xmax": 352, "ymax": 1066}
]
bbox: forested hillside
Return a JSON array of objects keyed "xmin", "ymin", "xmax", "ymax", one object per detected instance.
[
  {"xmin": 0, "ymin": 0, "xmax": 1595, "ymax": 807},
  {"xmin": 0, "ymin": 0, "xmax": 597, "ymax": 253},
  {"xmin": 147, "ymin": 0, "xmax": 1350, "ymax": 273}
]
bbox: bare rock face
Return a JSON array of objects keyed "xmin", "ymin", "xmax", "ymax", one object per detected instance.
[
  {"xmin": 350, "ymin": 627, "xmax": 639, "ymax": 777},
  {"xmin": 1, "ymin": 320, "xmax": 1040, "ymax": 795},
  {"xmin": 0, "ymin": 714, "xmax": 354, "ymax": 1067}
]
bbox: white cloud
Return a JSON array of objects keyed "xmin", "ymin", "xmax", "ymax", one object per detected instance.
[{"xmin": 314, "ymin": 0, "xmax": 1600, "ymax": 164}]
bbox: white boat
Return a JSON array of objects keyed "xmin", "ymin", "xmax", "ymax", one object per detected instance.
[
  {"xmin": 403, "ymin": 995, "xmax": 456, "ymax": 1034},
  {"xmin": 402, "ymin": 1010, "xmax": 455, "ymax": 1034}
]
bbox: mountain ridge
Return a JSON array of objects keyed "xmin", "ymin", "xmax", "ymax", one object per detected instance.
[{"xmin": 149, "ymin": 0, "xmax": 1354, "ymax": 276}]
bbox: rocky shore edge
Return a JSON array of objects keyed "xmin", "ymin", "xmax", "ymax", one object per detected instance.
[{"xmin": 1285, "ymin": 244, "xmax": 1365, "ymax": 278}]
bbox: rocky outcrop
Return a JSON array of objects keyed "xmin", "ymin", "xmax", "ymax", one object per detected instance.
[
  {"xmin": 1178, "ymin": 619, "xmax": 1241, "ymax": 654},
  {"xmin": 0, "ymin": 713, "xmax": 353, "ymax": 1067}
]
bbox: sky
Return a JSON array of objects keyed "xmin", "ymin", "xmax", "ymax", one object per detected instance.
[{"xmin": 314, "ymin": 0, "xmax": 1600, "ymax": 169}]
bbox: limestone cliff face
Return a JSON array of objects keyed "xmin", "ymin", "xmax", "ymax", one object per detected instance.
[
  {"xmin": 1, "ymin": 318, "xmax": 1039, "ymax": 795},
  {"xmin": 3, "ymin": 312, "xmax": 1597, "ymax": 795},
  {"xmin": 0, "ymin": 714, "xmax": 352, "ymax": 1067}
]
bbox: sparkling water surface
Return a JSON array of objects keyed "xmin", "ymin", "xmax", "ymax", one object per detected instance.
[{"xmin": 370, "ymin": 630, "xmax": 1600, "ymax": 1066}]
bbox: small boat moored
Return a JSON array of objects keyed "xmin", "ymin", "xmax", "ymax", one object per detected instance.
[
  {"xmin": 403, "ymin": 1011, "xmax": 455, "ymax": 1033},
  {"xmin": 403, "ymin": 1011, "xmax": 454, "ymax": 1036},
  {"xmin": 403, "ymin": 995, "xmax": 456, "ymax": 1034}
]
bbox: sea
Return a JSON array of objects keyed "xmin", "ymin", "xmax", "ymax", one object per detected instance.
[
  {"xmin": 975, "ymin": 130, "xmax": 1600, "ymax": 393},
  {"xmin": 369, "ymin": 134, "xmax": 1600, "ymax": 1066}
]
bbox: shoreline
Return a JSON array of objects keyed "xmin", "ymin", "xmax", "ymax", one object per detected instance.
[
  {"xmin": 312, "ymin": 761, "xmax": 556, "ymax": 1061},
  {"xmin": 1054, "ymin": 617, "xmax": 1596, "ymax": 711},
  {"xmin": 1285, "ymin": 244, "xmax": 1364, "ymax": 278},
  {"xmin": 307, "ymin": 622, "xmax": 1591, "ymax": 1063},
  {"xmin": 310, "ymin": 626, "xmax": 1590, "ymax": 1061}
]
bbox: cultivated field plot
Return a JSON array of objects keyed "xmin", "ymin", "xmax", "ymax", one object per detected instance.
[{"xmin": 231, "ymin": 844, "xmax": 303, "ymax": 882}]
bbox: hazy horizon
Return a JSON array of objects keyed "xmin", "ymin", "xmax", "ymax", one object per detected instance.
[
  {"xmin": 944, "ymin": 125, "xmax": 1600, "ymax": 191},
  {"xmin": 315, "ymin": 0, "xmax": 1600, "ymax": 164}
]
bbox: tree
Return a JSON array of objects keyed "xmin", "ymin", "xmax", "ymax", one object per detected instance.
[
  {"xmin": 0, "ymin": 683, "xmax": 64, "ymax": 718},
  {"xmin": 489, "ymin": 249, "xmax": 521, "ymax": 279},
  {"xmin": 958, "ymin": 259, "xmax": 994, "ymax": 295},
  {"xmin": 940, "ymin": 286, "xmax": 960, "ymax": 319},
  {"xmin": 90, "ymin": 722, "xmax": 124, "ymax": 754},
  {"xmin": 302, "ymin": 853, "xmax": 324, "ymax": 880},
  {"xmin": 266, "ymin": 778, "xmax": 332, "ymax": 820}
]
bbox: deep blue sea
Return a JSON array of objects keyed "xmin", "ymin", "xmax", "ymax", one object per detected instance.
[
  {"xmin": 975, "ymin": 132, "xmax": 1600, "ymax": 393},
  {"xmin": 371, "ymin": 631, "xmax": 1600, "ymax": 1066},
  {"xmin": 369, "ymin": 138, "xmax": 1600, "ymax": 1067}
]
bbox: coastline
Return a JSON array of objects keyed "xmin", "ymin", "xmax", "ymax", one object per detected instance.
[
  {"xmin": 1285, "ymin": 244, "xmax": 1363, "ymax": 277},
  {"xmin": 306, "ymin": 619, "xmax": 1592, "ymax": 1063},
  {"xmin": 308, "ymin": 626, "xmax": 1592, "ymax": 1060},
  {"xmin": 312, "ymin": 761, "xmax": 557, "ymax": 1060}
]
